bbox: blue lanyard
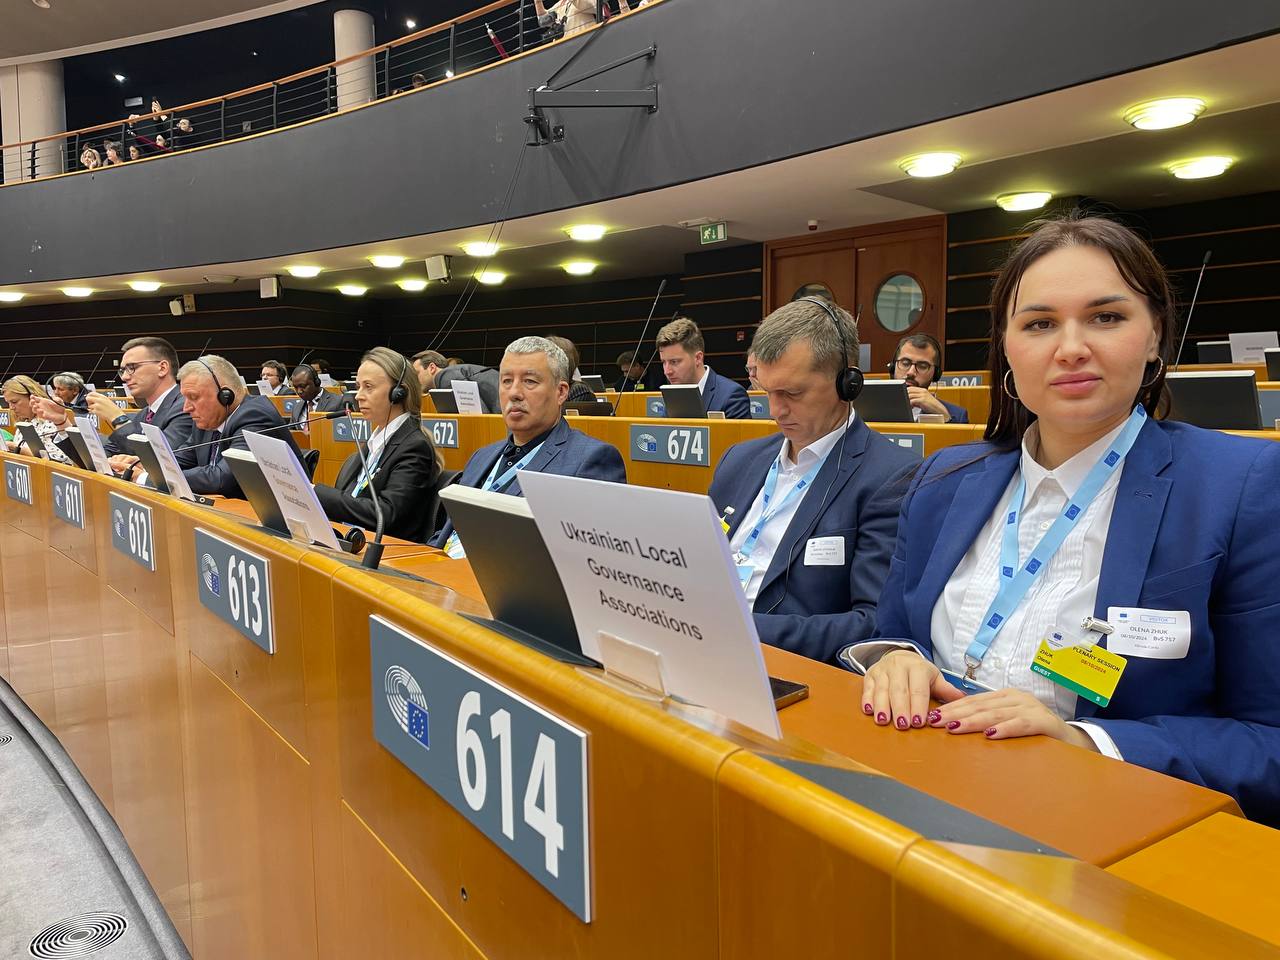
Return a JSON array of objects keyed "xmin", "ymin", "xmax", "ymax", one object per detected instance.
[
  {"xmin": 352, "ymin": 442, "xmax": 385, "ymax": 496},
  {"xmin": 963, "ymin": 405, "xmax": 1147, "ymax": 678},
  {"xmin": 735, "ymin": 450, "xmax": 828, "ymax": 562},
  {"xmin": 483, "ymin": 441, "xmax": 544, "ymax": 493}
]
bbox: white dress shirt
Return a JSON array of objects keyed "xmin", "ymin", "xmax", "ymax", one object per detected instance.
[
  {"xmin": 728, "ymin": 411, "xmax": 854, "ymax": 605},
  {"xmin": 364, "ymin": 412, "xmax": 407, "ymax": 466},
  {"xmin": 146, "ymin": 383, "xmax": 177, "ymax": 419},
  {"xmin": 697, "ymin": 364, "xmax": 711, "ymax": 394},
  {"xmin": 847, "ymin": 418, "xmax": 1131, "ymax": 758}
]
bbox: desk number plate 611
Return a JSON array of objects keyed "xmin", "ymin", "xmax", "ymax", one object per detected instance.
[{"xmin": 370, "ymin": 616, "xmax": 591, "ymax": 922}]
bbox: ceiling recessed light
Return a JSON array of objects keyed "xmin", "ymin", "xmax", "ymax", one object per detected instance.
[
  {"xmin": 565, "ymin": 224, "xmax": 607, "ymax": 242},
  {"xmin": 995, "ymin": 191, "xmax": 1052, "ymax": 212},
  {"xmin": 397, "ymin": 278, "xmax": 428, "ymax": 291},
  {"xmin": 113, "ymin": 73, "xmax": 126, "ymax": 83},
  {"xmin": 1124, "ymin": 97, "xmax": 1206, "ymax": 131},
  {"xmin": 406, "ymin": 18, "xmax": 416, "ymax": 29},
  {"xmin": 898, "ymin": 152, "xmax": 962, "ymax": 178},
  {"xmin": 32, "ymin": 0, "xmax": 51, "ymax": 8},
  {"xmin": 128, "ymin": 280, "xmax": 162, "ymax": 291},
  {"xmin": 62, "ymin": 287, "xmax": 93, "ymax": 298},
  {"xmin": 1167, "ymin": 156, "xmax": 1234, "ymax": 180},
  {"xmin": 338, "ymin": 284, "xmax": 368, "ymax": 296},
  {"xmin": 0, "ymin": 292, "xmax": 24, "ymax": 303},
  {"xmin": 286, "ymin": 265, "xmax": 322, "ymax": 278},
  {"xmin": 462, "ymin": 241, "xmax": 500, "ymax": 257},
  {"xmin": 475, "ymin": 270, "xmax": 506, "ymax": 285},
  {"xmin": 368, "ymin": 255, "xmax": 405, "ymax": 269},
  {"xmin": 562, "ymin": 261, "xmax": 598, "ymax": 276}
]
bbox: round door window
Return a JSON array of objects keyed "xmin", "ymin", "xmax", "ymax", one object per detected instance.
[{"xmin": 874, "ymin": 274, "xmax": 924, "ymax": 332}]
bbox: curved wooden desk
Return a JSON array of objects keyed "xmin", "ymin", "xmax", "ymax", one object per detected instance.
[{"xmin": 1, "ymin": 452, "xmax": 1272, "ymax": 960}]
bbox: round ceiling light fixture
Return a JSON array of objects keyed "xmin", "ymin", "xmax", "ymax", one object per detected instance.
[
  {"xmin": 898, "ymin": 152, "xmax": 962, "ymax": 178},
  {"xmin": 565, "ymin": 224, "xmax": 607, "ymax": 242},
  {"xmin": 562, "ymin": 261, "xmax": 598, "ymax": 276},
  {"xmin": 287, "ymin": 265, "xmax": 322, "ymax": 278},
  {"xmin": 32, "ymin": 0, "xmax": 51, "ymax": 9},
  {"xmin": 62, "ymin": 287, "xmax": 94, "ymax": 298},
  {"xmin": 127, "ymin": 280, "xmax": 161, "ymax": 292},
  {"xmin": 338, "ymin": 284, "xmax": 368, "ymax": 296},
  {"xmin": 475, "ymin": 270, "xmax": 506, "ymax": 285},
  {"xmin": 368, "ymin": 255, "xmax": 405, "ymax": 269},
  {"xmin": 397, "ymin": 278, "xmax": 428, "ymax": 291},
  {"xmin": 462, "ymin": 241, "xmax": 500, "ymax": 257},
  {"xmin": 0, "ymin": 291, "xmax": 25, "ymax": 303},
  {"xmin": 995, "ymin": 191, "xmax": 1053, "ymax": 212},
  {"xmin": 1167, "ymin": 156, "xmax": 1234, "ymax": 180},
  {"xmin": 1123, "ymin": 97, "xmax": 1206, "ymax": 131}
]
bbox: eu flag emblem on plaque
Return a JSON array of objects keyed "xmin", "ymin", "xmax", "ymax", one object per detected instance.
[{"xmin": 406, "ymin": 700, "xmax": 430, "ymax": 748}]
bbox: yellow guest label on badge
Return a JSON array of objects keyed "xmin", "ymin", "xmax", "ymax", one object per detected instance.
[{"xmin": 1031, "ymin": 639, "xmax": 1127, "ymax": 707}]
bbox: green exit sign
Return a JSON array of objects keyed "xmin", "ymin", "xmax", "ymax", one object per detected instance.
[{"xmin": 699, "ymin": 222, "xmax": 727, "ymax": 244}]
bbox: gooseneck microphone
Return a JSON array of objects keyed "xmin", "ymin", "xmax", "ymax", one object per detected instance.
[
  {"xmin": 339, "ymin": 400, "xmax": 388, "ymax": 571},
  {"xmin": 174, "ymin": 408, "xmax": 347, "ymax": 454},
  {"xmin": 610, "ymin": 278, "xmax": 672, "ymax": 414},
  {"xmin": 1173, "ymin": 250, "xmax": 1212, "ymax": 370}
]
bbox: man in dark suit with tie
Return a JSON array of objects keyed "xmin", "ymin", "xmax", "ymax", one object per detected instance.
[
  {"xmin": 430, "ymin": 336, "xmax": 627, "ymax": 554},
  {"xmin": 412, "ymin": 349, "xmax": 501, "ymax": 414},
  {"xmin": 175, "ymin": 354, "xmax": 302, "ymax": 498},
  {"xmin": 288, "ymin": 364, "xmax": 344, "ymax": 432},
  {"xmin": 84, "ymin": 336, "xmax": 194, "ymax": 475},
  {"xmin": 656, "ymin": 316, "xmax": 750, "ymax": 418},
  {"xmin": 708, "ymin": 299, "xmax": 919, "ymax": 664}
]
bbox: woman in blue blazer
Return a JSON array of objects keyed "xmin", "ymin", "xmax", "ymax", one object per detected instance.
[{"xmin": 842, "ymin": 216, "xmax": 1280, "ymax": 825}]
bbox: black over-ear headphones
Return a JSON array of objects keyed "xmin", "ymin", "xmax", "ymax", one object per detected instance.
[
  {"xmin": 196, "ymin": 357, "xmax": 235, "ymax": 407},
  {"xmin": 795, "ymin": 297, "xmax": 864, "ymax": 402},
  {"xmin": 388, "ymin": 352, "xmax": 410, "ymax": 406},
  {"xmin": 886, "ymin": 334, "xmax": 944, "ymax": 385}
]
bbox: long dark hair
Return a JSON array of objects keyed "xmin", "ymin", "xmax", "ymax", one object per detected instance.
[{"xmin": 985, "ymin": 215, "xmax": 1176, "ymax": 448}]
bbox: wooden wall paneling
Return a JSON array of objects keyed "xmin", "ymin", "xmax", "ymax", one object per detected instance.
[
  {"xmin": 329, "ymin": 571, "xmax": 728, "ymax": 959},
  {"xmin": 169, "ymin": 502, "xmax": 311, "ymax": 756},
  {"xmin": 46, "ymin": 465, "xmax": 99, "ymax": 575},
  {"xmin": 2, "ymin": 479, "xmax": 54, "ymax": 702},
  {"xmin": 184, "ymin": 656, "xmax": 320, "ymax": 960},
  {"xmin": 101, "ymin": 484, "xmax": 175, "ymax": 635},
  {"xmin": 339, "ymin": 803, "xmax": 486, "ymax": 960},
  {"xmin": 894, "ymin": 841, "xmax": 1280, "ymax": 960}
]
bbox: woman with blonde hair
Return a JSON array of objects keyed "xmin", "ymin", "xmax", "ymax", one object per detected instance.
[{"xmin": 2, "ymin": 375, "xmax": 74, "ymax": 464}]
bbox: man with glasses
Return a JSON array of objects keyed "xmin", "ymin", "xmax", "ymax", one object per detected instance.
[
  {"xmin": 87, "ymin": 337, "xmax": 194, "ymax": 472},
  {"xmin": 888, "ymin": 333, "xmax": 969, "ymax": 424}
]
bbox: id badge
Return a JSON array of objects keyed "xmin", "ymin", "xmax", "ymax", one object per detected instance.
[
  {"xmin": 732, "ymin": 553, "xmax": 754, "ymax": 587},
  {"xmin": 1031, "ymin": 632, "xmax": 1126, "ymax": 707}
]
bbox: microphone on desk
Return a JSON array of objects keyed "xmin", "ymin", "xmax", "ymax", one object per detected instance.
[
  {"xmin": 1173, "ymin": 250, "xmax": 1212, "ymax": 370},
  {"xmin": 338, "ymin": 400, "xmax": 388, "ymax": 571},
  {"xmin": 172, "ymin": 408, "xmax": 346, "ymax": 454}
]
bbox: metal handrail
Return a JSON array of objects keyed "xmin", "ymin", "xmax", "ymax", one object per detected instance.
[{"xmin": 1, "ymin": 0, "xmax": 652, "ymax": 185}]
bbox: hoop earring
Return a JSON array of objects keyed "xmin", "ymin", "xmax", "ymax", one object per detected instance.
[
  {"xmin": 1002, "ymin": 369, "xmax": 1020, "ymax": 401},
  {"xmin": 1140, "ymin": 356, "xmax": 1165, "ymax": 389}
]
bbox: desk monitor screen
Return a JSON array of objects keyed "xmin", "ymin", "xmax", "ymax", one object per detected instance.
[
  {"xmin": 855, "ymin": 380, "xmax": 915, "ymax": 423},
  {"xmin": 1166, "ymin": 371, "xmax": 1263, "ymax": 430},
  {"xmin": 429, "ymin": 388, "xmax": 459, "ymax": 414},
  {"xmin": 15, "ymin": 421, "xmax": 51, "ymax": 459},
  {"xmin": 563, "ymin": 401, "xmax": 615, "ymax": 417},
  {"xmin": 125, "ymin": 434, "xmax": 170, "ymax": 494},
  {"xmin": 223, "ymin": 449, "xmax": 291, "ymax": 535},
  {"xmin": 1265, "ymin": 348, "xmax": 1280, "ymax": 383},
  {"xmin": 579, "ymin": 375, "xmax": 605, "ymax": 393},
  {"xmin": 659, "ymin": 384, "xmax": 706, "ymax": 418},
  {"xmin": 438, "ymin": 485, "xmax": 593, "ymax": 665},
  {"xmin": 1196, "ymin": 340, "xmax": 1232, "ymax": 364},
  {"xmin": 58, "ymin": 428, "xmax": 97, "ymax": 471}
]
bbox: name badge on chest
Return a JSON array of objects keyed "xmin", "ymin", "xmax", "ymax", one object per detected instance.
[
  {"xmin": 1031, "ymin": 627, "xmax": 1127, "ymax": 707},
  {"xmin": 1105, "ymin": 607, "xmax": 1191, "ymax": 659}
]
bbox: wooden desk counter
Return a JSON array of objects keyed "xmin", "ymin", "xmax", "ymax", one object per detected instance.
[
  {"xmin": 1106, "ymin": 813, "xmax": 1280, "ymax": 946},
  {"xmin": 391, "ymin": 554, "xmax": 1239, "ymax": 867}
]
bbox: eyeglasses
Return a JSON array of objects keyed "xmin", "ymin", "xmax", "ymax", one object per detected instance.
[
  {"xmin": 893, "ymin": 357, "xmax": 936, "ymax": 375},
  {"xmin": 117, "ymin": 359, "xmax": 162, "ymax": 378}
]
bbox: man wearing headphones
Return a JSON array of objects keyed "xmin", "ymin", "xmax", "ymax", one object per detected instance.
[
  {"xmin": 889, "ymin": 333, "xmax": 969, "ymax": 423},
  {"xmin": 708, "ymin": 299, "xmax": 919, "ymax": 664},
  {"xmin": 175, "ymin": 354, "xmax": 302, "ymax": 498}
]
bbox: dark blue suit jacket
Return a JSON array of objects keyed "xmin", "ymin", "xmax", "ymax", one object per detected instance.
[
  {"xmin": 702, "ymin": 369, "xmax": 751, "ymax": 419},
  {"xmin": 430, "ymin": 417, "xmax": 627, "ymax": 547},
  {"xmin": 176, "ymin": 395, "xmax": 302, "ymax": 498},
  {"xmin": 708, "ymin": 418, "xmax": 918, "ymax": 663},
  {"xmin": 940, "ymin": 398, "xmax": 969, "ymax": 424},
  {"xmin": 102, "ymin": 386, "xmax": 193, "ymax": 457},
  {"xmin": 855, "ymin": 419, "xmax": 1280, "ymax": 824}
]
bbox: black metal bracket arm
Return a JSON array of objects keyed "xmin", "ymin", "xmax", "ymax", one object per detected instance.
[{"xmin": 525, "ymin": 43, "xmax": 658, "ymax": 146}]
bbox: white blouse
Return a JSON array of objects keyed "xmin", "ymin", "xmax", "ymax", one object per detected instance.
[{"xmin": 849, "ymin": 418, "xmax": 1133, "ymax": 757}]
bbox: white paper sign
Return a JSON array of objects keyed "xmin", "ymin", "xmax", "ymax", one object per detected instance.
[
  {"xmin": 242, "ymin": 431, "xmax": 341, "ymax": 549},
  {"xmin": 451, "ymin": 380, "xmax": 484, "ymax": 415},
  {"xmin": 319, "ymin": 374, "xmax": 336, "ymax": 387},
  {"xmin": 140, "ymin": 422, "xmax": 199, "ymax": 501},
  {"xmin": 520, "ymin": 472, "xmax": 781, "ymax": 739},
  {"xmin": 255, "ymin": 378, "xmax": 276, "ymax": 396},
  {"xmin": 1228, "ymin": 332, "xmax": 1279, "ymax": 364},
  {"xmin": 73, "ymin": 415, "xmax": 115, "ymax": 475},
  {"xmin": 1106, "ymin": 606, "xmax": 1192, "ymax": 660}
]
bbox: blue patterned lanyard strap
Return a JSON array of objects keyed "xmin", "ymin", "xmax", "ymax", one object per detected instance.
[
  {"xmin": 734, "ymin": 451, "xmax": 828, "ymax": 562},
  {"xmin": 483, "ymin": 442, "xmax": 544, "ymax": 493},
  {"xmin": 962, "ymin": 405, "xmax": 1148, "ymax": 679}
]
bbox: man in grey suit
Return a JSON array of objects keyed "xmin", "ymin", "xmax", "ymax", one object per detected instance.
[
  {"xmin": 288, "ymin": 364, "xmax": 344, "ymax": 433},
  {"xmin": 412, "ymin": 349, "xmax": 501, "ymax": 413},
  {"xmin": 85, "ymin": 336, "xmax": 194, "ymax": 473},
  {"xmin": 430, "ymin": 336, "xmax": 626, "ymax": 554},
  {"xmin": 174, "ymin": 354, "xmax": 302, "ymax": 498}
]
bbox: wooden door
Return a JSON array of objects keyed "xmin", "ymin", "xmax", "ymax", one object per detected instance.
[
  {"xmin": 767, "ymin": 241, "xmax": 856, "ymax": 314},
  {"xmin": 855, "ymin": 226, "xmax": 945, "ymax": 374}
]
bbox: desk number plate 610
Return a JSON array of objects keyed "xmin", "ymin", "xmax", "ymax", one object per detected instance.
[{"xmin": 370, "ymin": 616, "xmax": 591, "ymax": 922}]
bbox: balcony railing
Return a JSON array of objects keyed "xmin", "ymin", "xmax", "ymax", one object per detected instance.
[{"xmin": 0, "ymin": 0, "xmax": 649, "ymax": 186}]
